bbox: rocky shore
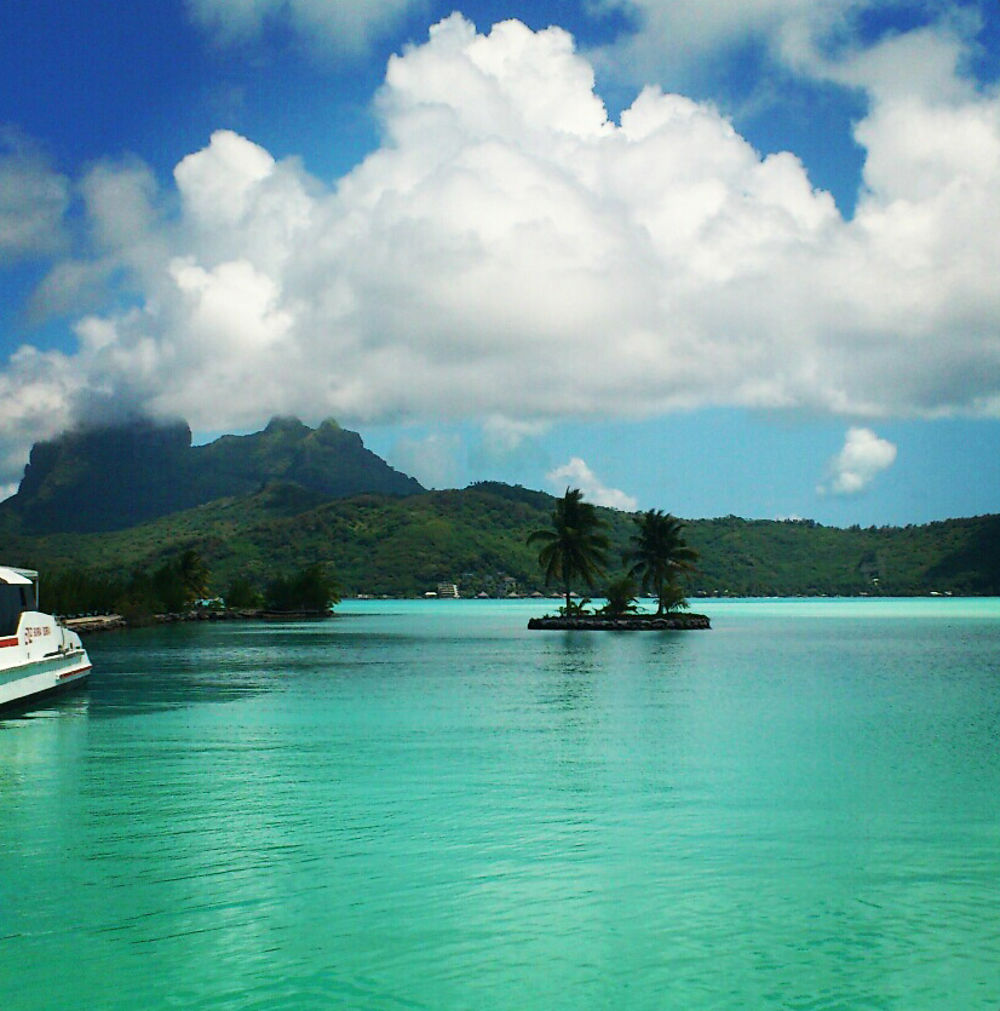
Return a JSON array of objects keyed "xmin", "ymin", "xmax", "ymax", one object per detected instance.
[
  {"xmin": 528, "ymin": 613, "xmax": 711, "ymax": 631},
  {"xmin": 63, "ymin": 614, "xmax": 128, "ymax": 633},
  {"xmin": 63, "ymin": 609, "xmax": 331, "ymax": 633}
]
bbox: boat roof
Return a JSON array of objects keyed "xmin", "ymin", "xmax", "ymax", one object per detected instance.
[{"xmin": 0, "ymin": 566, "xmax": 36, "ymax": 585}]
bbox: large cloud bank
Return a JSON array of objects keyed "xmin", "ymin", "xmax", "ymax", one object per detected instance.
[{"xmin": 2, "ymin": 12, "xmax": 1000, "ymax": 485}]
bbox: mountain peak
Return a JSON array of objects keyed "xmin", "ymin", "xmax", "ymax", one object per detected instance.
[
  {"xmin": 264, "ymin": 416, "xmax": 310, "ymax": 434},
  {"xmin": 6, "ymin": 416, "xmax": 423, "ymax": 534}
]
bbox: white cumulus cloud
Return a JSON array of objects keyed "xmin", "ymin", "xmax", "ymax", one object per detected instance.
[
  {"xmin": 819, "ymin": 427, "xmax": 898, "ymax": 496},
  {"xmin": 185, "ymin": 0, "xmax": 418, "ymax": 56},
  {"xmin": 590, "ymin": 0, "xmax": 865, "ymax": 87},
  {"xmin": 589, "ymin": 0, "xmax": 988, "ymax": 98},
  {"xmin": 547, "ymin": 457, "xmax": 637, "ymax": 511},
  {"xmin": 2, "ymin": 14, "xmax": 1000, "ymax": 486},
  {"xmin": 0, "ymin": 130, "xmax": 70, "ymax": 262}
]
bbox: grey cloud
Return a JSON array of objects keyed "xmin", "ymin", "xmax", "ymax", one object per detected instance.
[{"xmin": 0, "ymin": 129, "xmax": 70, "ymax": 263}]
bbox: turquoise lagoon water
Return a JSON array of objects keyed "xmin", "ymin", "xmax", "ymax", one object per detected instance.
[{"xmin": 1, "ymin": 598, "xmax": 999, "ymax": 1009}]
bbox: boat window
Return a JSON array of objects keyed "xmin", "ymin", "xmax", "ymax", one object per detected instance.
[{"xmin": 0, "ymin": 584, "xmax": 25, "ymax": 636}]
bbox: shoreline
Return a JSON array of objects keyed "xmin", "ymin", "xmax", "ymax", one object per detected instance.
[
  {"xmin": 62, "ymin": 594, "xmax": 994, "ymax": 636},
  {"xmin": 528, "ymin": 613, "xmax": 711, "ymax": 631},
  {"xmin": 62, "ymin": 608, "xmax": 332, "ymax": 633}
]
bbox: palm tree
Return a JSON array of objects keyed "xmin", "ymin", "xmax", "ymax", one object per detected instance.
[
  {"xmin": 528, "ymin": 488, "xmax": 610, "ymax": 613},
  {"xmin": 600, "ymin": 575, "xmax": 639, "ymax": 618},
  {"xmin": 626, "ymin": 510, "xmax": 698, "ymax": 616},
  {"xmin": 177, "ymin": 549, "xmax": 210, "ymax": 605}
]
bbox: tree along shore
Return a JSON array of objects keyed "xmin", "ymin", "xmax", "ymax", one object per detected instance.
[{"xmin": 527, "ymin": 490, "xmax": 707, "ymax": 630}]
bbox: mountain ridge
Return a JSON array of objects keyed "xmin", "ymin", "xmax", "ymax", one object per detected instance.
[
  {"xmin": 3, "ymin": 415, "xmax": 423, "ymax": 533},
  {"xmin": 0, "ymin": 419, "xmax": 996, "ymax": 598}
]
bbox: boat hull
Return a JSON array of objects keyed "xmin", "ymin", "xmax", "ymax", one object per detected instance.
[
  {"xmin": 0, "ymin": 569, "xmax": 93, "ymax": 712},
  {"xmin": 0, "ymin": 650, "xmax": 92, "ymax": 710}
]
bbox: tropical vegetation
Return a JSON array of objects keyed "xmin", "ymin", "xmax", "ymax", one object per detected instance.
[
  {"xmin": 224, "ymin": 576, "xmax": 263, "ymax": 610},
  {"xmin": 44, "ymin": 549, "xmax": 211, "ymax": 621},
  {"xmin": 264, "ymin": 563, "xmax": 340, "ymax": 613},
  {"xmin": 13, "ymin": 489, "xmax": 1000, "ymax": 604},
  {"xmin": 0, "ymin": 415, "xmax": 996, "ymax": 603},
  {"xmin": 599, "ymin": 575, "xmax": 640, "ymax": 618},
  {"xmin": 626, "ymin": 510, "xmax": 699, "ymax": 614},
  {"xmin": 42, "ymin": 553, "xmax": 339, "ymax": 620},
  {"xmin": 527, "ymin": 488, "xmax": 611, "ymax": 612}
]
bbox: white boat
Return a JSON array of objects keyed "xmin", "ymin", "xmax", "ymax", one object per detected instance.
[{"xmin": 0, "ymin": 566, "xmax": 92, "ymax": 710}]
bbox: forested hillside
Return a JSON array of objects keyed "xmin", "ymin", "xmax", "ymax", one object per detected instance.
[{"xmin": 3, "ymin": 479, "xmax": 997, "ymax": 600}]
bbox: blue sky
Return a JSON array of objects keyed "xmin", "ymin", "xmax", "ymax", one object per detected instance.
[{"xmin": 2, "ymin": 0, "xmax": 999, "ymax": 525}]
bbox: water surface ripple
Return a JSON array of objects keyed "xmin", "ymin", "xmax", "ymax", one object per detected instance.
[{"xmin": 1, "ymin": 598, "xmax": 998, "ymax": 1009}]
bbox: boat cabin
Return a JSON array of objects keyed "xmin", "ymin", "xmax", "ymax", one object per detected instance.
[{"xmin": 0, "ymin": 567, "xmax": 38, "ymax": 638}]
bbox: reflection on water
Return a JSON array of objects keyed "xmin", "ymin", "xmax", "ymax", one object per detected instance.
[
  {"xmin": 0, "ymin": 690, "xmax": 91, "ymax": 728},
  {"xmin": 81, "ymin": 625, "xmax": 288, "ymax": 716},
  {"xmin": 1, "ymin": 600, "xmax": 999, "ymax": 1010}
]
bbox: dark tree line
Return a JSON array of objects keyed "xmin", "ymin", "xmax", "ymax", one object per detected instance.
[
  {"xmin": 262, "ymin": 564, "xmax": 340, "ymax": 613},
  {"xmin": 44, "ymin": 549, "xmax": 209, "ymax": 619},
  {"xmin": 43, "ymin": 553, "xmax": 339, "ymax": 619}
]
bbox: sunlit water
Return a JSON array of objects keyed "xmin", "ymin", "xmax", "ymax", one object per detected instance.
[{"xmin": 2, "ymin": 598, "xmax": 999, "ymax": 1009}]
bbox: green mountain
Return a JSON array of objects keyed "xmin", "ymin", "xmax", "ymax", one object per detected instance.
[
  {"xmin": 3, "ymin": 415, "xmax": 423, "ymax": 534},
  {"xmin": 1, "ymin": 419, "xmax": 996, "ymax": 600},
  {"xmin": 682, "ymin": 513, "xmax": 1000, "ymax": 597},
  {"xmin": 3, "ymin": 478, "xmax": 998, "ymax": 601}
]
